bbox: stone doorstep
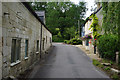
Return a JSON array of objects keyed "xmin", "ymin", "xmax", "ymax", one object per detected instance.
[{"xmin": 111, "ymin": 68, "xmax": 120, "ymax": 74}]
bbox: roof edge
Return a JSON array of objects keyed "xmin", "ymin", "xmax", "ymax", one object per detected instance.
[
  {"xmin": 22, "ymin": 2, "xmax": 52, "ymax": 34},
  {"xmin": 82, "ymin": 6, "xmax": 102, "ymax": 26}
]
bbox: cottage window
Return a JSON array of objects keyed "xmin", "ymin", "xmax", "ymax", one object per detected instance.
[
  {"xmin": 11, "ymin": 38, "xmax": 21, "ymax": 63},
  {"xmin": 25, "ymin": 39, "xmax": 29, "ymax": 58},
  {"xmin": 36, "ymin": 40, "xmax": 39, "ymax": 52},
  {"xmin": 46, "ymin": 36, "xmax": 47, "ymax": 44},
  {"xmin": 50, "ymin": 37, "xmax": 52, "ymax": 43},
  {"xmin": 43, "ymin": 38, "xmax": 45, "ymax": 50}
]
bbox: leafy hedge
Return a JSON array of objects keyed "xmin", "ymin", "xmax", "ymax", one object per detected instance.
[
  {"xmin": 97, "ymin": 34, "xmax": 118, "ymax": 61},
  {"xmin": 52, "ymin": 35, "xmax": 64, "ymax": 42},
  {"xmin": 64, "ymin": 38, "xmax": 82, "ymax": 45}
]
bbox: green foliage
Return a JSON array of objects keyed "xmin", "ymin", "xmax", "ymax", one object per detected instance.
[
  {"xmin": 89, "ymin": 14, "xmax": 100, "ymax": 39},
  {"xmin": 104, "ymin": 67, "xmax": 110, "ymax": 71},
  {"xmin": 70, "ymin": 38, "xmax": 82, "ymax": 45},
  {"xmin": 98, "ymin": 64, "xmax": 104, "ymax": 68},
  {"xmin": 29, "ymin": 2, "xmax": 47, "ymax": 11},
  {"xmin": 64, "ymin": 38, "xmax": 82, "ymax": 45},
  {"xmin": 111, "ymin": 74, "xmax": 119, "ymax": 80},
  {"xmin": 52, "ymin": 35, "xmax": 64, "ymax": 42},
  {"xmin": 93, "ymin": 59, "xmax": 104, "ymax": 68},
  {"xmin": 102, "ymin": 2, "xmax": 120, "ymax": 35},
  {"xmin": 67, "ymin": 40, "xmax": 71, "ymax": 44},
  {"xmin": 64, "ymin": 40, "xmax": 67, "ymax": 43},
  {"xmin": 110, "ymin": 61, "xmax": 113, "ymax": 65},
  {"xmin": 102, "ymin": 2, "xmax": 120, "ymax": 63},
  {"xmin": 65, "ymin": 27, "xmax": 76, "ymax": 39},
  {"xmin": 30, "ymin": 2, "xmax": 87, "ymax": 42},
  {"xmin": 93, "ymin": 59, "xmax": 101, "ymax": 66},
  {"xmin": 97, "ymin": 34, "xmax": 118, "ymax": 61},
  {"xmin": 46, "ymin": 2, "xmax": 87, "ymax": 41}
]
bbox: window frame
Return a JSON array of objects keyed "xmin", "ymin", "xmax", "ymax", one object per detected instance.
[
  {"xmin": 36, "ymin": 40, "xmax": 39, "ymax": 52},
  {"xmin": 11, "ymin": 37, "xmax": 21, "ymax": 66},
  {"xmin": 46, "ymin": 36, "xmax": 47, "ymax": 44},
  {"xmin": 25, "ymin": 39, "xmax": 29, "ymax": 59}
]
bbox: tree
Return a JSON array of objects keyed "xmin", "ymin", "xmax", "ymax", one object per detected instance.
[
  {"xmin": 30, "ymin": 2, "xmax": 47, "ymax": 11},
  {"xmin": 30, "ymin": 2, "xmax": 87, "ymax": 41},
  {"xmin": 102, "ymin": 2, "xmax": 119, "ymax": 35}
]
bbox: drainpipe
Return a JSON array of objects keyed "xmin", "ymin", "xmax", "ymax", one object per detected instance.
[{"xmin": 40, "ymin": 24, "xmax": 42, "ymax": 59}]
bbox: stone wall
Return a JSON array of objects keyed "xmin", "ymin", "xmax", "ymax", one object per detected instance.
[
  {"xmin": 83, "ymin": 7, "xmax": 103, "ymax": 54},
  {"xmin": 0, "ymin": 1, "xmax": 2, "ymax": 80},
  {"xmin": 2, "ymin": 2, "xmax": 52, "ymax": 78}
]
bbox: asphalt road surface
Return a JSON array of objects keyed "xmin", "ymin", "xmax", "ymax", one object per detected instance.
[{"xmin": 29, "ymin": 43, "xmax": 110, "ymax": 79}]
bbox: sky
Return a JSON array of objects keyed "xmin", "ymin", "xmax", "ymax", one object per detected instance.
[{"xmin": 70, "ymin": 0, "xmax": 97, "ymax": 19}]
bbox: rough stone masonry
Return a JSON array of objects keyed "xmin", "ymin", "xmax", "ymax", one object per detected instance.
[{"xmin": 1, "ymin": 2, "xmax": 52, "ymax": 79}]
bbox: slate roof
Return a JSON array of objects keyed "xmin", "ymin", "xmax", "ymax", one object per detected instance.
[
  {"xmin": 35, "ymin": 11, "xmax": 45, "ymax": 17},
  {"xmin": 22, "ymin": 2, "xmax": 52, "ymax": 34}
]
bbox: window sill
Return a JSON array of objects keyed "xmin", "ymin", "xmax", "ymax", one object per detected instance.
[
  {"xmin": 10, "ymin": 60, "xmax": 21, "ymax": 67},
  {"xmin": 25, "ymin": 57, "xmax": 28, "ymax": 60},
  {"xmin": 36, "ymin": 52, "xmax": 39, "ymax": 54}
]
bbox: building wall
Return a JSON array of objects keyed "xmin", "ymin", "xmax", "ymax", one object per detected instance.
[
  {"xmin": 0, "ymin": 1, "xmax": 2, "ymax": 80},
  {"xmin": 85, "ymin": 20, "xmax": 92, "ymax": 35},
  {"xmin": 41, "ymin": 26, "xmax": 52, "ymax": 56},
  {"xmin": 83, "ymin": 20, "xmax": 93, "ymax": 50},
  {"xmin": 83, "ymin": 7, "xmax": 103, "ymax": 53},
  {"xmin": 2, "ymin": 2, "xmax": 52, "ymax": 78}
]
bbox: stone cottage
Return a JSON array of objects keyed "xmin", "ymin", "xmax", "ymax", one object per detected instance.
[
  {"xmin": 81, "ymin": 3, "xmax": 103, "ymax": 53},
  {"xmin": 0, "ymin": 2, "xmax": 52, "ymax": 79}
]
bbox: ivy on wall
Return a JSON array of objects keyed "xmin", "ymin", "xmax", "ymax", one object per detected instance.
[{"xmin": 89, "ymin": 14, "xmax": 100, "ymax": 39}]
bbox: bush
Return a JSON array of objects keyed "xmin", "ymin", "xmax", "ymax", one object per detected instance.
[
  {"xmin": 97, "ymin": 34, "xmax": 118, "ymax": 61},
  {"xmin": 104, "ymin": 67, "xmax": 110, "ymax": 71},
  {"xmin": 52, "ymin": 35, "xmax": 64, "ymax": 42},
  {"xmin": 111, "ymin": 74, "xmax": 119, "ymax": 80},
  {"xmin": 67, "ymin": 40, "xmax": 71, "ymax": 44},
  {"xmin": 64, "ymin": 38, "xmax": 82, "ymax": 45},
  {"xmin": 70, "ymin": 38, "xmax": 82, "ymax": 45},
  {"xmin": 64, "ymin": 40, "xmax": 68, "ymax": 43},
  {"xmin": 93, "ymin": 59, "xmax": 101, "ymax": 66}
]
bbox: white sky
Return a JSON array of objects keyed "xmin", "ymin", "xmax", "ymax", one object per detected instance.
[{"xmin": 70, "ymin": 0, "xmax": 97, "ymax": 19}]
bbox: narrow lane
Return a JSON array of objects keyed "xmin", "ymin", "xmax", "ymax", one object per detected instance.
[{"xmin": 29, "ymin": 43, "xmax": 110, "ymax": 79}]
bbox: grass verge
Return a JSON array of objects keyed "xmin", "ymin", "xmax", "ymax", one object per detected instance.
[{"xmin": 93, "ymin": 59, "xmax": 120, "ymax": 80}]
